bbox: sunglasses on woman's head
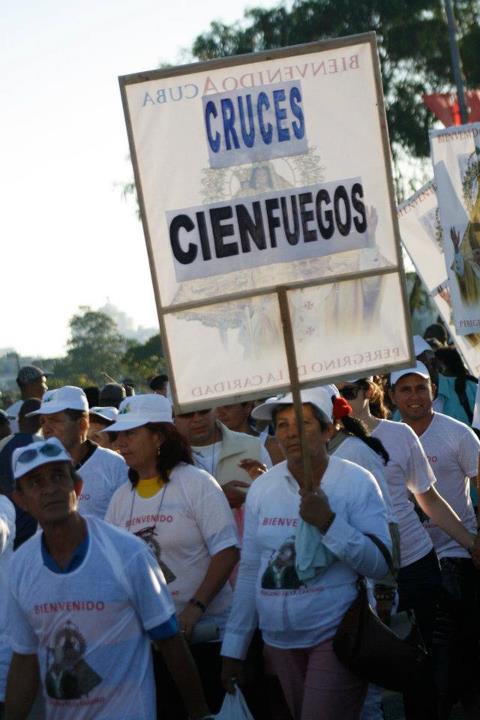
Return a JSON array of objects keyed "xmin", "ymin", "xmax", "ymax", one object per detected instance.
[{"xmin": 339, "ymin": 385, "xmax": 362, "ymax": 400}]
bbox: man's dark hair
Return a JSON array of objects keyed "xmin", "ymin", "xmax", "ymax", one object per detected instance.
[
  {"xmin": 18, "ymin": 398, "xmax": 42, "ymax": 435},
  {"xmin": 83, "ymin": 386, "xmax": 100, "ymax": 408},
  {"xmin": 149, "ymin": 374, "xmax": 169, "ymax": 392},
  {"xmin": 99, "ymin": 383, "xmax": 126, "ymax": 408}
]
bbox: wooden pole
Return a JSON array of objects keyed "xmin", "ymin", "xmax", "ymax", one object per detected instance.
[
  {"xmin": 277, "ymin": 287, "xmax": 314, "ymax": 491},
  {"xmin": 444, "ymin": 0, "xmax": 469, "ymax": 124}
]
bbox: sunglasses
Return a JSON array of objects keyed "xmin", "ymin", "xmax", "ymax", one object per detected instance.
[
  {"xmin": 175, "ymin": 409, "xmax": 212, "ymax": 420},
  {"xmin": 17, "ymin": 443, "xmax": 63, "ymax": 465},
  {"xmin": 339, "ymin": 385, "xmax": 362, "ymax": 400}
]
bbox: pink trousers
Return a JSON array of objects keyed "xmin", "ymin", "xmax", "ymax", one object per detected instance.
[{"xmin": 265, "ymin": 639, "xmax": 367, "ymax": 720}]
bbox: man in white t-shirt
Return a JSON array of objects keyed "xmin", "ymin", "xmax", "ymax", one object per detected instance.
[
  {"xmin": 29, "ymin": 386, "xmax": 128, "ymax": 518},
  {"xmin": 5, "ymin": 437, "xmax": 213, "ymax": 720},
  {"xmin": 390, "ymin": 362, "xmax": 480, "ymax": 717}
]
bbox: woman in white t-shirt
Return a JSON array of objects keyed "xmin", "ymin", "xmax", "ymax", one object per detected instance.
[
  {"xmin": 221, "ymin": 388, "xmax": 391, "ymax": 720},
  {"xmin": 104, "ymin": 394, "xmax": 239, "ymax": 719},
  {"xmin": 337, "ymin": 376, "xmax": 476, "ymax": 719}
]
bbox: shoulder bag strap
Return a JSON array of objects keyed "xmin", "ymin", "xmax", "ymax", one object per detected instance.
[{"xmin": 364, "ymin": 532, "xmax": 394, "ymax": 575}]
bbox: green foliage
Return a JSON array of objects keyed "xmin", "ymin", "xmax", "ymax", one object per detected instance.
[
  {"xmin": 192, "ymin": 0, "xmax": 480, "ymax": 161},
  {"xmin": 50, "ymin": 307, "xmax": 166, "ymax": 390},
  {"xmin": 121, "ymin": 334, "xmax": 166, "ymax": 388},
  {"xmin": 53, "ymin": 307, "xmax": 128, "ymax": 386}
]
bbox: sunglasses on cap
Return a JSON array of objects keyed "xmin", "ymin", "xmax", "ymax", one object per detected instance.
[
  {"xmin": 16, "ymin": 442, "xmax": 64, "ymax": 465},
  {"xmin": 176, "ymin": 409, "xmax": 212, "ymax": 419},
  {"xmin": 339, "ymin": 385, "xmax": 362, "ymax": 401}
]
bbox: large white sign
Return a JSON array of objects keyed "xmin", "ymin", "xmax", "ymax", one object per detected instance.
[
  {"xmin": 398, "ymin": 181, "xmax": 480, "ymax": 377},
  {"xmin": 431, "ymin": 123, "xmax": 480, "ymax": 336},
  {"xmin": 121, "ymin": 34, "xmax": 413, "ymax": 409}
]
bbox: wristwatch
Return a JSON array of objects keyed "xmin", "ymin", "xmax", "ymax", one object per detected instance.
[{"xmin": 188, "ymin": 597, "xmax": 207, "ymax": 613}]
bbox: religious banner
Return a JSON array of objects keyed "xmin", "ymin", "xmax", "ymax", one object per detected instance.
[
  {"xmin": 398, "ymin": 181, "xmax": 480, "ymax": 377},
  {"xmin": 431, "ymin": 123, "xmax": 480, "ymax": 336},
  {"xmin": 120, "ymin": 33, "xmax": 413, "ymax": 409}
]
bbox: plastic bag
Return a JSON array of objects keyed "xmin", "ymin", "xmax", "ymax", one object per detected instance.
[{"xmin": 215, "ymin": 687, "xmax": 254, "ymax": 719}]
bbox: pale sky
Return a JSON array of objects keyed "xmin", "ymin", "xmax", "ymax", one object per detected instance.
[{"xmin": 2, "ymin": 0, "xmax": 277, "ymax": 358}]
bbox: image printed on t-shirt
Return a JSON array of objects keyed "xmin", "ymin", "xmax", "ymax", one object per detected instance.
[
  {"xmin": 45, "ymin": 621, "xmax": 102, "ymax": 700},
  {"xmin": 261, "ymin": 536, "xmax": 303, "ymax": 590},
  {"xmin": 135, "ymin": 525, "xmax": 176, "ymax": 583}
]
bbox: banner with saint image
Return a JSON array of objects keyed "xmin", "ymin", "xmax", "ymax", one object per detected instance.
[
  {"xmin": 120, "ymin": 33, "xmax": 413, "ymax": 409},
  {"xmin": 431, "ymin": 123, "xmax": 480, "ymax": 336},
  {"xmin": 398, "ymin": 181, "xmax": 480, "ymax": 377}
]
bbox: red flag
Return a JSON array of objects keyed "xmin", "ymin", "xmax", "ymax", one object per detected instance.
[{"xmin": 423, "ymin": 90, "xmax": 480, "ymax": 126}]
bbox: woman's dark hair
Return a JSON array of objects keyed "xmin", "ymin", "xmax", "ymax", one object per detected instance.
[
  {"xmin": 340, "ymin": 415, "xmax": 390, "ymax": 465},
  {"xmin": 128, "ymin": 422, "xmax": 194, "ymax": 487},
  {"xmin": 360, "ymin": 379, "xmax": 390, "ymax": 419},
  {"xmin": 435, "ymin": 347, "xmax": 468, "ymax": 378}
]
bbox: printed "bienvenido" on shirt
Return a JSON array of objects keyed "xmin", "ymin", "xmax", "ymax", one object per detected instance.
[
  {"xmin": 126, "ymin": 514, "xmax": 174, "ymax": 529},
  {"xmin": 34, "ymin": 601, "xmax": 105, "ymax": 614},
  {"xmin": 262, "ymin": 517, "xmax": 298, "ymax": 527}
]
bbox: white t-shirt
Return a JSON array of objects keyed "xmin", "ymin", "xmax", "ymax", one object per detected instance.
[
  {"xmin": 331, "ymin": 436, "xmax": 397, "ymax": 524},
  {"xmin": 106, "ymin": 463, "xmax": 239, "ymax": 634},
  {"xmin": 77, "ymin": 446, "xmax": 128, "ymax": 519},
  {"xmin": 191, "ymin": 441, "xmax": 223, "ymax": 476},
  {"xmin": 371, "ymin": 419, "xmax": 436, "ymax": 568},
  {"xmin": 7, "ymin": 516, "xmax": 174, "ymax": 720},
  {"xmin": 417, "ymin": 412, "xmax": 479, "ymax": 559},
  {"xmin": 5, "ymin": 400, "xmax": 21, "ymax": 434},
  {"xmin": 222, "ymin": 457, "xmax": 391, "ymax": 659},
  {"xmin": 0, "ymin": 496, "xmax": 15, "ymax": 701}
]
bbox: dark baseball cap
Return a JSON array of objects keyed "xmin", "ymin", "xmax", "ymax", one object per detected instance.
[{"xmin": 17, "ymin": 366, "xmax": 51, "ymax": 384}]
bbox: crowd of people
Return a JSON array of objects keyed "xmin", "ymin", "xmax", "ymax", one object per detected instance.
[{"xmin": 0, "ymin": 326, "xmax": 479, "ymax": 720}]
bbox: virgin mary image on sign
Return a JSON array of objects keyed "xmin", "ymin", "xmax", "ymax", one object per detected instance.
[{"xmin": 450, "ymin": 153, "xmax": 480, "ymax": 306}]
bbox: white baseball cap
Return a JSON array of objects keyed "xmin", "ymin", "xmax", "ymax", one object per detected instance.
[
  {"xmin": 251, "ymin": 385, "xmax": 338, "ymax": 423},
  {"xmin": 105, "ymin": 394, "xmax": 173, "ymax": 432},
  {"xmin": 89, "ymin": 406, "xmax": 119, "ymax": 423},
  {"xmin": 28, "ymin": 386, "xmax": 89, "ymax": 415},
  {"xmin": 12, "ymin": 437, "xmax": 72, "ymax": 482},
  {"xmin": 390, "ymin": 361, "xmax": 430, "ymax": 387},
  {"xmin": 413, "ymin": 335, "xmax": 432, "ymax": 357}
]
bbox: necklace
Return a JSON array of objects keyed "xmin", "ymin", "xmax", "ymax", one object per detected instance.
[
  {"xmin": 126, "ymin": 482, "xmax": 177, "ymax": 584},
  {"xmin": 127, "ymin": 481, "xmax": 168, "ymax": 533}
]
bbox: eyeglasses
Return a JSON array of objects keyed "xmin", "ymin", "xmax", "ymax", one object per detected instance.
[
  {"xmin": 339, "ymin": 385, "xmax": 362, "ymax": 401},
  {"xmin": 175, "ymin": 409, "xmax": 212, "ymax": 419},
  {"xmin": 17, "ymin": 443, "xmax": 63, "ymax": 465}
]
